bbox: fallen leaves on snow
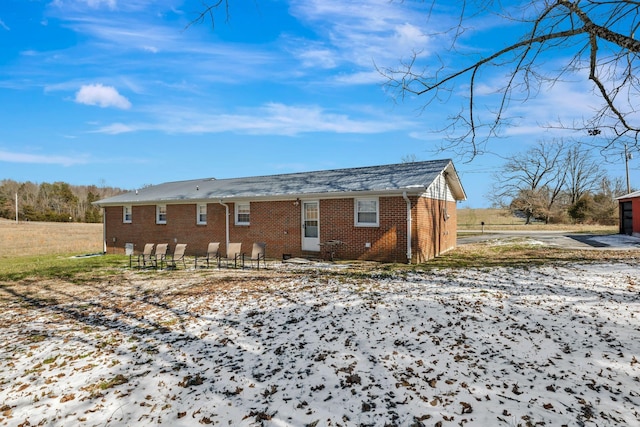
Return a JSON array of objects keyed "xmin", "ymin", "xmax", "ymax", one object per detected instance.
[{"xmin": 0, "ymin": 263, "xmax": 638, "ymax": 426}]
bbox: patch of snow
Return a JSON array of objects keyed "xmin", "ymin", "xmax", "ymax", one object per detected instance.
[
  {"xmin": 489, "ymin": 237, "xmax": 545, "ymax": 246},
  {"xmin": 0, "ymin": 263, "xmax": 639, "ymax": 426}
]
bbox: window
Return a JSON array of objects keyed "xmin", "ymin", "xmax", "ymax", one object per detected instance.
[
  {"xmin": 123, "ymin": 205, "xmax": 132, "ymax": 223},
  {"xmin": 156, "ymin": 205, "xmax": 167, "ymax": 224},
  {"xmin": 197, "ymin": 204, "xmax": 207, "ymax": 225},
  {"xmin": 355, "ymin": 198, "xmax": 379, "ymax": 227},
  {"xmin": 235, "ymin": 203, "xmax": 250, "ymax": 225}
]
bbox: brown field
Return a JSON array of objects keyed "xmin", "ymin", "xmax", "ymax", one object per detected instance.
[
  {"xmin": 457, "ymin": 207, "xmax": 618, "ymax": 233},
  {"xmin": 0, "ymin": 219, "xmax": 103, "ymax": 258}
]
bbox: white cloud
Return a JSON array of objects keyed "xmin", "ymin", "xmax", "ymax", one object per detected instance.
[
  {"xmin": 0, "ymin": 19, "xmax": 9, "ymax": 31},
  {"xmin": 55, "ymin": 0, "xmax": 117, "ymax": 9},
  {"xmin": 394, "ymin": 23, "xmax": 425, "ymax": 45},
  {"xmin": 297, "ymin": 48, "xmax": 338, "ymax": 69},
  {"xmin": 91, "ymin": 102, "xmax": 415, "ymax": 136},
  {"xmin": 95, "ymin": 122, "xmax": 134, "ymax": 134},
  {"xmin": 289, "ymin": 0, "xmax": 433, "ymax": 69},
  {"xmin": 0, "ymin": 150, "xmax": 88, "ymax": 167},
  {"xmin": 75, "ymin": 84, "xmax": 131, "ymax": 109},
  {"xmin": 332, "ymin": 70, "xmax": 384, "ymax": 85},
  {"xmin": 85, "ymin": 0, "xmax": 117, "ymax": 8}
]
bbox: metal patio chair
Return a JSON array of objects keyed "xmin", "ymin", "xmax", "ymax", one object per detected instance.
[
  {"xmin": 136, "ymin": 243, "xmax": 156, "ymax": 269},
  {"xmin": 249, "ymin": 242, "xmax": 267, "ymax": 269},
  {"xmin": 221, "ymin": 242, "xmax": 244, "ymax": 268},
  {"xmin": 166, "ymin": 243, "xmax": 187, "ymax": 269}
]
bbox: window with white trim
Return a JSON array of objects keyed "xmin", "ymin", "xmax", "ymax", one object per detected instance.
[
  {"xmin": 235, "ymin": 203, "xmax": 250, "ymax": 225},
  {"xmin": 197, "ymin": 203, "xmax": 207, "ymax": 225},
  {"xmin": 156, "ymin": 205, "xmax": 167, "ymax": 224},
  {"xmin": 355, "ymin": 198, "xmax": 379, "ymax": 227},
  {"xmin": 123, "ymin": 205, "xmax": 132, "ymax": 223}
]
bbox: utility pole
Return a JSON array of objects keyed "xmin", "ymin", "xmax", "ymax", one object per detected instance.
[
  {"xmin": 625, "ymin": 144, "xmax": 632, "ymax": 194},
  {"xmin": 15, "ymin": 193, "xmax": 18, "ymax": 223}
]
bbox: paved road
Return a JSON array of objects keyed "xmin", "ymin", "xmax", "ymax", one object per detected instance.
[{"xmin": 457, "ymin": 230, "xmax": 640, "ymax": 250}]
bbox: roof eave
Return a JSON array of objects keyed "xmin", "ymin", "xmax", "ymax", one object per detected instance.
[
  {"xmin": 443, "ymin": 162, "xmax": 467, "ymax": 201},
  {"xmin": 93, "ymin": 188, "xmax": 431, "ymax": 207},
  {"xmin": 616, "ymin": 190, "xmax": 640, "ymax": 200}
]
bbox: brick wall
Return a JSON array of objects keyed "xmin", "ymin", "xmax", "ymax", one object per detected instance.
[
  {"xmin": 414, "ymin": 197, "xmax": 458, "ymax": 263},
  {"xmin": 103, "ymin": 194, "xmax": 457, "ymax": 263},
  {"xmin": 227, "ymin": 200, "xmax": 301, "ymax": 259},
  {"xmin": 319, "ymin": 197, "xmax": 409, "ymax": 263},
  {"xmin": 105, "ymin": 201, "xmax": 302, "ymax": 259},
  {"xmin": 105, "ymin": 204, "xmax": 227, "ymax": 256}
]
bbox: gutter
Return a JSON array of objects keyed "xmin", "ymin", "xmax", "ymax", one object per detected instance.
[
  {"xmin": 219, "ymin": 200, "xmax": 230, "ymax": 251},
  {"xmin": 93, "ymin": 189, "xmax": 428, "ymax": 207},
  {"xmin": 402, "ymin": 191, "xmax": 412, "ymax": 264}
]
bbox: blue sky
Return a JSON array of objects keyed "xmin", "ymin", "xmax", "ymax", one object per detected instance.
[{"xmin": 0, "ymin": 0, "xmax": 636, "ymax": 207}]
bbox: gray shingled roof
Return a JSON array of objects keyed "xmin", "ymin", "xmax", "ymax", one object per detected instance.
[{"xmin": 94, "ymin": 159, "xmax": 466, "ymax": 206}]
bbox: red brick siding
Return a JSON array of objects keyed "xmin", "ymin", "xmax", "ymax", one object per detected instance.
[
  {"xmin": 105, "ymin": 204, "xmax": 227, "ymax": 256},
  {"xmin": 319, "ymin": 197, "xmax": 408, "ymax": 263},
  {"xmin": 103, "ymin": 195, "xmax": 457, "ymax": 263},
  {"xmin": 227, "ymin": 201, "xmax": 301, "ymax": 259},
  {"xmin": 105, "ymin": 201, "xmax": 302, "ymax": 259},
  {"xmin": 414, "ymin": 197, "xmax": 457, "ymax": 263}
]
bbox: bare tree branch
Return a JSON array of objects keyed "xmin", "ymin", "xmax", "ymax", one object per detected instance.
[
  {"xmin": 185, "ymin": 0, "xmax": 230, "ymax": 30},
  {"xmin": 380, "ymin": 0, "xmax": 640, "ymax": 159},
  {"xmin": 189, "ymin": 1, "xmax": 640, "ymax": 158}
]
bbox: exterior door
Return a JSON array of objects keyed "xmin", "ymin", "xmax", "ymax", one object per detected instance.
[
  {"xmin": 621, "ymin": 201, "xmax": 633, "ymax": 235},
  {"xmin": 302, "ymin": 201, "xmax": 320, "ymax": 251}
]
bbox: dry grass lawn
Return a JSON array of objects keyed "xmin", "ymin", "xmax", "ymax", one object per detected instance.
[
  {"xmin": 0, "ymin": 219, "xmax": 103, "ymax": 258},
  {"xmin": 457, "ymin": 208, "xmax": 618, "ymax": 233}
]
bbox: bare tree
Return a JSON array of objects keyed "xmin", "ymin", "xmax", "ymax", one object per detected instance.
[
  {"xmin": 509, "ymin": 188, "xmax": 551, "ymax": 224},
  {"xmin": 401, "ymin": 154, "xmax": 419, "ymax": 163},
  {"xmin": 492, "ymin": 139, "xmax": 568, "ymax": 223},
  {"xmin": 380, "ymin": 0, "xmax": 640, "ymax": 158},
  {"xmin": 564, "ymin": 144, "xmax": 602, "ymax": 204}
]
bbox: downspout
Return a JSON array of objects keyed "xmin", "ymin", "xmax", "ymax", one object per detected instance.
[
  {"xmin": 219, "ymin": 200, "xmax": 230, "ymax": 251},
  {"xmin": 402, "ymin": 191, "xmax": 412, "ymax": 264},
  {"xmin": 102, "ymin": 206, "xmax": 106, "ymax": 254}
]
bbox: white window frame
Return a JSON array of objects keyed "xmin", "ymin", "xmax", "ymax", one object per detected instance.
[
  {"xmin": 196, "ymin": 203, "xmax": 207, "ymax": 225},
  {"xmin": 354, "ymin": 198, "xmax": 379, "ymax": 227},
  {"xmin": 235, "ymin": 202, "xmax": 250, "ymax": 225},
  {"xmin": 123, "ymin": 205, "xmax": 132, "ymax": 223},
  {"xmin": 156, "ymin": 204, "xmax": 167, "ymax": 224}
]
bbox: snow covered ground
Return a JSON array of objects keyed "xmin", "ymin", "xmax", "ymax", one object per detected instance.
[{"xmin": 0, "ymin": 261, "xmax": 639, "ymax": 426}]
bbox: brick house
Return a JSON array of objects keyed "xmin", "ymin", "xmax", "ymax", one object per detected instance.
[{"xmin": 94, "ymin": 159, "xmax": 466, "ymax": 263}]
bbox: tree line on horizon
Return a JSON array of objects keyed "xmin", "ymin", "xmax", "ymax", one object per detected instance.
[{"xmin": 0, "ymin": 180, "xmax": 125, "ymax": 223}]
